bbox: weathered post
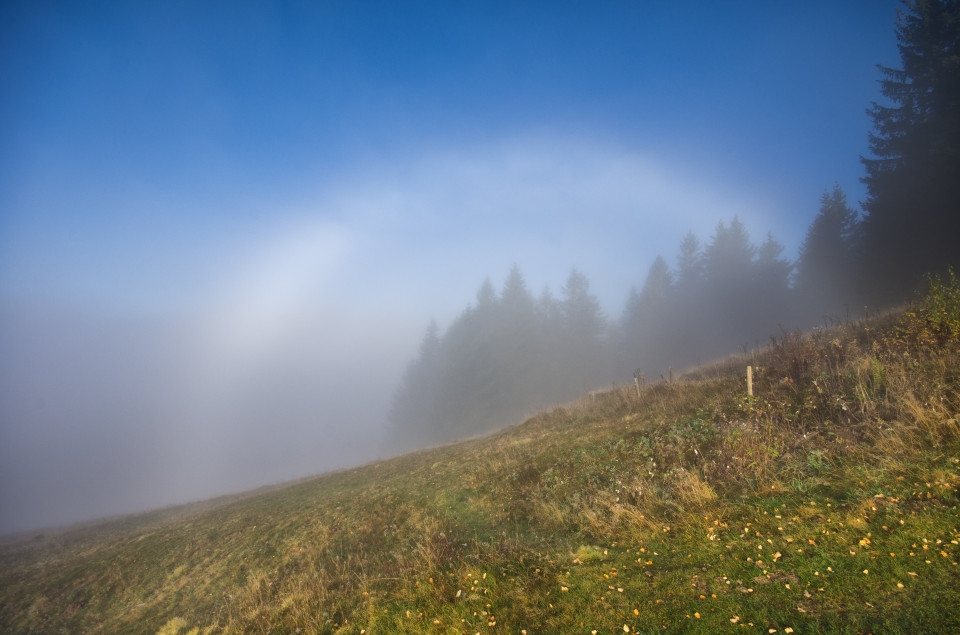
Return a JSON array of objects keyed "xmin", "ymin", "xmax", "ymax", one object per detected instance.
[
  {"xmin": 633, "ymin": 369, "xmax": 644, "ymax": 398},
  {"xmin": 747, "ymin": 365, "xmax": 754, "ymax": 397}
]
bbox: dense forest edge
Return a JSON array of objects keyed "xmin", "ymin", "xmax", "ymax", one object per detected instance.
[{"xmin": 386, "ymin": 0, "xmax": 960, "ymax": 453}]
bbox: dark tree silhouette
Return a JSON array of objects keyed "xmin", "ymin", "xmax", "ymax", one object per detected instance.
[
  {"xmin": 861, "ymin": 0, "xmax": 960, "ymax": 302},
  {"xmin": 795, "ymin": 185, "xmax": 862, "ymax": 319},
  {"xmin": 752, "ymin": 232, "xmax": 794, "ymax": 332}
]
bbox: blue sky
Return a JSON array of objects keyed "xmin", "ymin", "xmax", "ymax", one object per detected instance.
[{"xmin": 0, "ymin": 0, "xmax": 902, "ymax": 532}]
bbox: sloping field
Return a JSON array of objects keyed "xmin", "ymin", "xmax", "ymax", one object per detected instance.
[{"xmin": 2, "ymin": 280, "xmax": 959, "ymax": 634}]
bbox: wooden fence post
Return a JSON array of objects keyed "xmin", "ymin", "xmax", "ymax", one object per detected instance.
[
  {"xmin": 633, "ymin": 370, "xmax": 644, "ymax": 398},
  {"xmin": 747, "ymin": 365, "xmax": 753, "ymax": 397}
]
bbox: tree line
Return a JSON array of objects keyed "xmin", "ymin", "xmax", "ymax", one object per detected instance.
[
  {"xmin": 386, "ymin": 0, "xmax": 959, "ymax": 451},
  {"xmin": 387, "ymin": 266, "xmax": 608, "ymax": 451}
]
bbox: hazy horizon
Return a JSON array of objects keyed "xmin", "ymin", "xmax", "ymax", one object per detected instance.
[{"xmin": 1, "ymin": 1, "xmax": 901, "ymax": 534}]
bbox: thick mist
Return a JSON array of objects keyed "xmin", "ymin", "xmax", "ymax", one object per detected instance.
[
  {"xmin": 0, "ymin": 138, "xmax": 872, "ymax": 535},
  {"xmin": 1, "ymin": 1, "xmax": 904, "ymax": 534},
  {"xmin": 0, "ymin": 138, "xmax": 874, "ymax": 536},
  {"xmin": 384, "ymin": 205, "xmax": 875, "ymax": 456},
  {"xmin": 0, "ymin": 298, "xmax": 416, "ymax": 535}
]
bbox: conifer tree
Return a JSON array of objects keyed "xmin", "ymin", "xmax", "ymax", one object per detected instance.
[
  {"xmin": 560, "ymin": 269, "xmax": 604, "ymax": 347},
  {"xmin": 614, "ymin": 287, "xmax": 645, "ymax": 377},
  {"xmin": 703, "ymin": 217, "xmax": 756, "ymax": 288},
  {"xmin": 861, "ymin": 0, "xmax": 960, "ymax": 301},
  {"xmin": 386, "ymin": 320, "xmax": 442, "ymax": 450},
  {"xmin": 535, "ymin": 285, "xmax": 562, "ymax": 333},
  {"xmin": 753, "ymin": 232, "xmax": 794, "ymax": 330},
  {"xmin": 636, "ymin": 256, "xmax": 674, "ymax": 372},
  {"xmin": 795, "ymin": 185, "xmax": 862, "ymax": 317},
  {"xmin": 558, "ymin": 269, "xmax": 606, "ymax": 393},
  {"xmin": 494, "ymin": 265, "xmax": 543, "ymax": 422},
  {"xmin": 431, "ymin": 278, "xmax": 502, "ymax": 440},
  {"xmin": 616, "ymin": 257, "xmax": 674, "ymax": 376},
  {"xmin": 699, "ymin": 218, "xmax": 755, "ymax": 346},
  {"xmin": 475, "ymin": 277, "xmax": 498, "ymax": 310},
  {"xmin": 675, "ymin": 232, "xmax": 705, "ymax": 293},
  {"xmin": 639, "ymin": 256, "xmax": 673, "ymax": 308}
]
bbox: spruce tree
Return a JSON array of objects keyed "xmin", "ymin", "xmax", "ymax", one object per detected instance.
[
  {"xmin": 636, "ymin": 256, "xmax": 674, "ymax": 373},
  {"xmin": 495, "ymin": 265, "xmax": 542, "ymax": 422},
  {"xmin": 616, "ymin": 257, "xmax": 674, "ymax": 377},
  {"xmin": 753, "ymin": 232, "xmax": 794, "ymax": 331},
  {"xmin": 386, "ymin": 320, "xmax": 442, "ymax": 450},
  {"xmin": 861, "ymin": 0, "xmax": 960, "ymax": 301},
  {"xmin": 795, "ymin": 185, "xmax": 862, "ymax": 318},
  {"xmin": 558, "ymin": 269, "xmax": 606, "ymax": 393},
  {"xmin": 675, "ymin": 232, "xmax": 705, "ymax": 293},
  {"xmin": 615, "ymin": 287, "xmax": 645, "ymax": 378},
  {"xmin": 703, "ymin": 217, "xmax": 756, "ymax": 289}
]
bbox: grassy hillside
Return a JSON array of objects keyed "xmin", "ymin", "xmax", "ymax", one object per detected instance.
[{"xmin": 2, "ymin": 275, "xmax": 959, "ymax": 634}]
